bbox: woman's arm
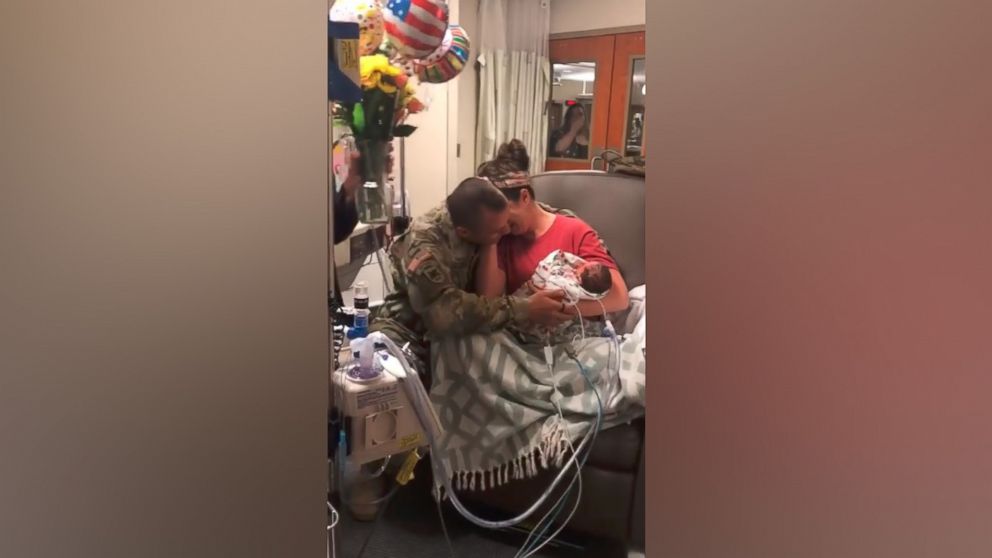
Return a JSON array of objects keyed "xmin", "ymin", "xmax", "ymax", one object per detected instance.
[
  {"xmin": 474, "ymin": 243, "xmax": 506, "ymax": 298},
  {"xmin": 333, "ymin": 187, "xmax": 359, "ymax": 244},
  {"xmin": 333, "ymin": 151, "xmax": 362, "ymax": 244},
  {"xmin": 567, "ymin": 224, "xmax": 630, "ymax": 316}
]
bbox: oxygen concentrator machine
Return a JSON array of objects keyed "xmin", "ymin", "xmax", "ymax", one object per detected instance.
[{"xmin": 332, "ymin": 336, "xmax": 440, "ymax": 467}]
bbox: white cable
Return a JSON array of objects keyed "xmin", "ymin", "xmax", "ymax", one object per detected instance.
[
  {"xmin": 364, "ymin": 455, "xmax": 391, "ymax": 479},
  {"xmin": 543, "ymin": 345, "xmax": 564, "ymax": 417},
  {"xmin": 520, "ymin": 476, "xmax": 583, "ymax": 557},
  {"xmin": 515, "ymin": 457, "xmax": 583, "ymax": 558},
  {"xmin": 326, "ymin": 501, "xmax": 340, "ymax": 529},
  {"xmin": 519, "ymin": 352, "xmax": 605, "ymax": 558},
  {"xmin": 368, "ymin": 332, "xmax": 594, "ymax": 530},
  {"xmin": 326, "ymin": 501, "xmax": 339, "ymax": 558},
  {"xmin": 516, "ymin": 379, "xmax": 601, "ymax": 557},
  {"xmin": 595, "ymin": 298, "xmax": 622, "ymax": 406},
  {"xmin": 518, "ymin": 455, "xmax": 583, "ymax": 558},
  {"xmin": 516, "ymin": 298, "xmax": 613, "ymax": 556},
  {"xmin": 352, "ymin": 288, "xmax": 609, "ymax": 538},
  {"xmin": 514, "ymin": 347, "xmax": 587, "ymax": 557}
]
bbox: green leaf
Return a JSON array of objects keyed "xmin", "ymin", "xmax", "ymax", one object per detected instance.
[
  {"xmin": 393, "ymin": 125, "xmax": 417, "ymax": 138},
  {"xmin": 352, "ymin": 104, "xmax": 366, "ymax": 134}
]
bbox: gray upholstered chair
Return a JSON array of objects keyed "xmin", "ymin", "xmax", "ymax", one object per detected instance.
[{"xmin": 461, "ymin": 170, "xmax": 646, "ymax": 553}]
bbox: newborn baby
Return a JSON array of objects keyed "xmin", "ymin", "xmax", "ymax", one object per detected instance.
[
  {"xmin": 511, "ymin": 250, "xmax": 612, "ymax": 343},
  {"xmin": 522, "ymin": 250, "xmax": 612, "ymax": 303}
]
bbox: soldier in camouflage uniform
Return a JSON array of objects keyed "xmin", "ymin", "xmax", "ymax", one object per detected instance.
[{"xmin": 369, "ymin": 177, "xmax": 572, "ymax": 375}]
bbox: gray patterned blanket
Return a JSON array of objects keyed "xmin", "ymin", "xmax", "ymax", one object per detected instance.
[{"xmin": 429, "ymin": 305, "xmax": 646, "ymax": 493}]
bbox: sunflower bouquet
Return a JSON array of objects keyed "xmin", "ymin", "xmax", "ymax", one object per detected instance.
[{"xmin": 334, "ymin": 53, "xmax": 424, "ymax": 223}]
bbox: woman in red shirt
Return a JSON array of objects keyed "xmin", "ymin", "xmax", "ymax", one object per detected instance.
[{"xmin": 473, "ymin": 148, "xmax": 629, "ymax": 318}]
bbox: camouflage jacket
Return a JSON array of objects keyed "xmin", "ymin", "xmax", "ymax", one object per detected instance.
[{"xmin": 370, "ymin": 202, "xmax": 592, "ymax": 362}]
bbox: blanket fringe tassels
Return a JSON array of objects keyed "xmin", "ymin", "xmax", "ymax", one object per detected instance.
[{"xmin": 441, "ymin": 418, "xmax": 573, "ymax": 496}]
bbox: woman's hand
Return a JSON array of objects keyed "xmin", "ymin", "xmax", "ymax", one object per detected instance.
[
  {"xmin": 341, "ymin": 145, "xmax": 395, "ymax": 200},
  {"xmin": 569, "ymin": 116, "xmax": 584, "ymax": 134},
  {"xmin": 340, "ymin": 150, "xmax": 362, "ymax": 200},
  {"xmin": 555, "ymin": 128, "xmax": 578, "ymax": 155}
]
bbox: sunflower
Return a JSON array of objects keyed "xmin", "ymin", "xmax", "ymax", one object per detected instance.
[{"xmin": 359, "ymin": 54, "xmax": 403, "ymax": 94}]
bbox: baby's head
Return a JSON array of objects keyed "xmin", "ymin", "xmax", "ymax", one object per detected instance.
[{"xmin": 578, "ymin": 262, "xmax": 612, "ymax": 296}]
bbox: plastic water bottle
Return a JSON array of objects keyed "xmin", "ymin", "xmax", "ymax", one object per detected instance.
[{"xmin": 351, "ymin": 281, "xmax": 369, "ymax": 338}]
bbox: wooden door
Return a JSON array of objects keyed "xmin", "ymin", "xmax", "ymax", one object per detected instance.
[
  {"xmin": 606, "ymin": 32, "xmax": 646, "ymax": 157},
  {"xmin": 545, "ymin": 30, "xmax": 646, "ymax": 170},
  {"xmin": 545, "ymin": 34, "xmax": 615, "ymax": 171}
]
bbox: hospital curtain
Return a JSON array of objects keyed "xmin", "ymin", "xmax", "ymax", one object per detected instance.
[{"xmin": 475, "ymin": 0, "xmax": 552, "ymax": 172}]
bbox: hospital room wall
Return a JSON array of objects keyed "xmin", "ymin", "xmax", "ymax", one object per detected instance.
[{"xmin": 551, "ymin": 0, "xmax": 645, "ymax": 34}]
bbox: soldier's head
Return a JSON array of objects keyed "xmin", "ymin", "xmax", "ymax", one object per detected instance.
[{"xmin": 446, "ymin": 177, "xmax": 511, "ymax": 245}]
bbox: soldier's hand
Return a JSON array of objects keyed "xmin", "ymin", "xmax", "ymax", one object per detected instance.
[{"xmin": 527, "ymin": 290, "xmax": 572, "ymax": 326}]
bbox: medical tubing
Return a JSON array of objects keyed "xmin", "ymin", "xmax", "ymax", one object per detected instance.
[
  {"xmin": 436, "ymin": 495, "xmax": 458, "ymax": 558},
  {"xmin": 517, "ymin": 408, "xmax": 589, "ymax": 557},
  {"xmin": 335, "ymin": 417, "xmax": 348, "ymax": 506},
  {"xmin": 373, "ymin": 332, "xmax": 591, "ymax": 528},
  {"xmin": 327, "ymin": 500, "xmax": 339, "ymax": 558},
  {"xmin": 518, "ymin": 357, "xmax": 604, "ymax": 557},
  {"xmin": 368, "ymin": 332, "xmax": 596, "ymax": 530},
  {"xmin": 519, "ymin": 469, "xmax": 583, "ymax": 558},
  {"xmin": 518, "ymin": 441, "xmax": 594, "ymax": 555},
  {"xmin": 433, "ymin": 426, "xmax": 594, "ymax": 530},
  {"xmin": 519, "ymin": 305, "xmax": 611, "ymax": 556},
  {"xmin": 600, "ymin": 299, "xmax": 623, "ymax": 400},
  {"xmin": 355, "ymin": 482, "xmax": 400, "ymax": 558},
  {"xmin": 517, "ymin": 345, "xmax": 590, "ymax": 555},
  {"xmin": 519, "ymin": 361, "xmax": 603, "ymax": 556},
  {"xmin": 532, "ymin": 363, "xmax": 603, "ymax": 550},
  {"xmin": 517, "ymin": 447, "xmax": 584, "ymax": 558}
]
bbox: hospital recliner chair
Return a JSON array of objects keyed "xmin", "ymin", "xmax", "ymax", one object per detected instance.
[{"xmin": 459, "ymin": 170, "xmax": 646, "ymax": 553}]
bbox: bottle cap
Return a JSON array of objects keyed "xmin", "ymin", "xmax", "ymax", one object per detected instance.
[{"xmin": 353, "ymin": 280, "xmax": 369, "ymax": 299}]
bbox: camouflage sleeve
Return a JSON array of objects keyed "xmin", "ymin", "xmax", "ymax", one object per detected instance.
[{"xmin": 403, "ymin": 244, "xmax": 530, "ymax": 338}]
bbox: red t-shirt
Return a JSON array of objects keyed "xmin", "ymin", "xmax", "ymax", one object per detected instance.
[{"xmin": 497, "ymin": 215, "xmax": 617, "ymax": 294}]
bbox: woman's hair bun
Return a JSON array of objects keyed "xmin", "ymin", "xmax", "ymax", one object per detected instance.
[{"xmin": 495, "ymin": 139, "xmax": 530, "ymax": 172}]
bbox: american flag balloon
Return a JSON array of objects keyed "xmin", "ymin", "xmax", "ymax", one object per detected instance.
[{"xmin": 383, "ymin": 0, "xmax": 449, "ymax": 60}]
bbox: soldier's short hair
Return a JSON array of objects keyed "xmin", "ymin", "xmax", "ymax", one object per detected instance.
[{"xmin": 446, "ymin": 177, "xmax": 508, "ymax": 230}]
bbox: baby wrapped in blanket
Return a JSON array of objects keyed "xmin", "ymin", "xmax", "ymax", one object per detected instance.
[{"xmin": 510, "ymin": 249, "xmax": 612, "ymax": 344}]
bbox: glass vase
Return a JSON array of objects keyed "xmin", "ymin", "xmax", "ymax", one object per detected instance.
[{"xmin": 356, "ymin": 139, "xmax": 392, "ymax": 225}]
